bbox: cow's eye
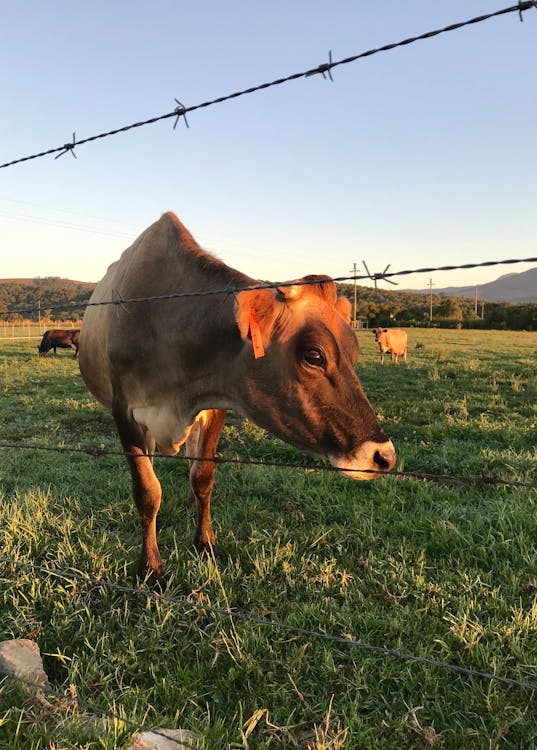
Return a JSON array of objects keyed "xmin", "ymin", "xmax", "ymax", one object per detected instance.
[{"xmin": 303, "ymin": 348, "xmax": 325, "ymax": 368}]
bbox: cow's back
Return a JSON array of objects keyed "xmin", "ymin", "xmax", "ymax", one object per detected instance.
[
  {"xmin": 79, "ymin": 217, "xmax": 167, "ymax": 408},
  {"xmin": 79, "ymin": 212, "xmax": 249, "ymax": 412},
  {"xmin": 387, "ymin": 329, "xmax": 407, "ymax": 355}
]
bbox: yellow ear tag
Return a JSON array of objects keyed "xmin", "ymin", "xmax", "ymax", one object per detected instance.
[{"xmin": 249, "ymin": 308, "xmax": 265, "ymax": 359}]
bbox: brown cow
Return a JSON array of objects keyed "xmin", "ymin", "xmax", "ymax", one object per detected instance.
[
  {"xmin": 373, "ymin": 327, "xmax": 408, "ymax": 365},
  {"xmin": 79, "ymin": 212, "xmax": 396, "ymax": 583},
  {"xmin": 38, "ymin": 329, "xmax": 80, "ymax": 357}
]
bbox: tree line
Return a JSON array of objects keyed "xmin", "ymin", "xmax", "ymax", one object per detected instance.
[
  {"xmin": 0, "ymin": 277, "xmax": 93, "ymax": 323},
  {"xmin": 338, "ymin": 283, "xmax": 537, "ymax": 331},
  {"xmin": 0, "ymin": 277, "xmax": 536, "ymax": 331}
]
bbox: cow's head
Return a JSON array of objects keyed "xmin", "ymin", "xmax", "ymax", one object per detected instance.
[
  {"xmin": 373, "ymin": 327, "xmax": 388, "ymax": 343},
  {"xmin": 234, "ymin": 276, "xmax": 396, "ymax": 479}
]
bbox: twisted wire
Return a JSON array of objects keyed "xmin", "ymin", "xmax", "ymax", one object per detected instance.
[
  {"xmin": 1, "ymin": 3, "xmax": 535, "ymax": 169},
  {"xmin": 2, "ymin": 557, "xmax": 536, "ymax": 692}
]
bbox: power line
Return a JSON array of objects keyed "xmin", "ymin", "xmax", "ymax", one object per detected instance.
[
  {"xmin": 0, "ymin": 196, "xmax": 141, "ymax": 227},
  {"xmin": 1, "ymin": 3, "xmax": 535, "ymax": 170},
  {"xmin": 0, "ymin": 209, "xmax": 135, "ymax": 240}
]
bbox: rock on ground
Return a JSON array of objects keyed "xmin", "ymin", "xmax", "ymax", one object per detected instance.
[
  {"xmin": 127, "ymin": 729, "xmax": 202, "ymax": 749},
  {"xmin": 0, "ymin": 639, "xmax": 202, "ymax": 748},
  {"xmin": 0, "ymin": 638, "xmax": 49, "ymax": 691}
]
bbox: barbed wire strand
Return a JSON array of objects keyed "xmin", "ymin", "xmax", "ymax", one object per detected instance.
[
  {"xmin": 1, "ymin": 557, "xmax": 536, "ymax": 693},
  {"xmin": 0, "ymin": 669, "xmax": 198, "ymax": 750},
  {"xmin": 1, "ymin": 3, "xmax": 536, "ymax": 170},
  {"xmin": 2, "ymin": 255, "xmax": 537, "ymax": 318},
  {"xmin": 0, "ymin": 440, "xmax": 535, "ymax": 490}
]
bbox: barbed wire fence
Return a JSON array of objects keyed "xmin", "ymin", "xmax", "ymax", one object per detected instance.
[
  {"xmin": 1, "ymin": 253, "xmax": 536, "ymax": 491},
  {"xmin": 2, "ymin": 557, "xmax": 537, "ymax": 695},
  {"xmin": 0, "ymin": 441, "xmax": 535, "ymax": 490},
  {"xmin": 2, "ymin": 255, "xmax": 537, "ymax": 319},
  {"xmin": 0, "ymin": 2, "xmax": 536, "ymax": 170},
  {"xmin": 2, "ymin": 2, "xmax": 537, "ymax": 745},
  {"xmin": 1, "ymin": 308, "xmax": 535, "ymax": 744}
]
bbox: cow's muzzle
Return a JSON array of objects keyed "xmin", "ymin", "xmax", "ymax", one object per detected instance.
[{"xmin": 329, "ymin": 439, "xmax": 396, "ymax": 480}]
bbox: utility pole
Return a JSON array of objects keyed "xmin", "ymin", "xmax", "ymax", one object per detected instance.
[
  {"xmin": 350, "ymin": 262, "xmax": 358, "ymax": 329},
  {"xmin": 428, "ymin": 278, "xmax": 435, "ymax": 322},
  {"xmin": 38, "ymin": 300, "xmax": 41, "ymax": 331},
  {"xmin": 474, "ymin": 287, "xmax": 478, "ymax": 317}
]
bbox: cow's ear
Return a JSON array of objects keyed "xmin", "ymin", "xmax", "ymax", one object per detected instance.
[
  {"xmin": 276, "ymin": 283, "xmax": 301, "ymax": 300},
  {"xmin": 235, "ymin": 287, "xmax": 277, "ymax": 340},
  {"xmin": 383, "ymin": 328, "xmax": 388, "ymax": 332},
  {"xmin": 277, "ymin": 276, "xmax": 336, "ymax": 305},
  {"xmin": 335, "ymin": 296, "xmax": 351, "ymax": 324}
]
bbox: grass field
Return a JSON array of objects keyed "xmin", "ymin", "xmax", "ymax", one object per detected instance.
[{"xmin": 0, "ymin": 329, "xmax": 536, "ymax": 749}]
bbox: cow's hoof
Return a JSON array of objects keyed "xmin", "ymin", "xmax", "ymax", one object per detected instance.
[
  {"xmin": 137, "ymin": 564, "xmax": 167, "ymax": 592},
  {"xmin": 195, "ymin": 540, "xmax": 220, "ymax": 564},
  {"xmin": 138, "ymin": 573, "xmax": 167, "ymax": 592}
]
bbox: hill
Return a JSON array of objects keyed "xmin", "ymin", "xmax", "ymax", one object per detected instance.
[
  {"xmin": 0, "ymin": 277, "xmax": 96, "ymax": 320},
  {"xmin": 2, "ymin": 275, "xmax": 536, "ymax": 330},
  {"xmin": 408, "ymin": 266, "xmax": 537, "ymax": 303}
]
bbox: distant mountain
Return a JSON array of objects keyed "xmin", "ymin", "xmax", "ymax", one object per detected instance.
[{"xmin": 407, "ymin": 267, "xmax": 537, "ymax": 303}]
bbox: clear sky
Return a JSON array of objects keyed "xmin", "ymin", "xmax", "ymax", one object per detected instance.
[{"xmin": 1, "ymin": 1, "xmax": 536, "ymax": 291}]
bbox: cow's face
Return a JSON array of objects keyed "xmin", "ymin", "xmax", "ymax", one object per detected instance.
[
  {"xmin": 373, "ymin": 327, "xmax": 388, "ymax": 344},
  {"xmin": 235, "ymin": 277, "xmax": 396, "ymax": 479}
]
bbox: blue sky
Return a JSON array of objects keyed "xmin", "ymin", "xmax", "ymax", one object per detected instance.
[{"xmin": 1, "ymin": 1, "xmax": 536, "ymax": 290}]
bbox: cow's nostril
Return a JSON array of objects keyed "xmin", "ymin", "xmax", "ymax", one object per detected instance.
[{"xmin": 374, "ymin": 448, "xmax": 396, "ymax": 472}]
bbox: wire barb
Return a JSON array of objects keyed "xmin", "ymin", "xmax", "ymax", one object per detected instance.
[
  {"xmin": 54, "ymin": 132, "xmax": 77, "ymax": 160},
  {"xmin": 362, "ymin": 260, "xmax": 399, "ymax": 291},
  {"xmin": 518, "ymin": 0, "xmax": 537, "ymax": 20},
  {"xmin": 173, "ymin": 98, "xmax": 190, "ymax": 129},
  {"xmin": 306, "ymin": 49, "xmax": 335, "ymax": 81}
]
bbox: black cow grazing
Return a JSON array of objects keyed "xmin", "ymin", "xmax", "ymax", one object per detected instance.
[{"xmin": 38, "ymin": 329, "xmax": 80, "ymax": 357}]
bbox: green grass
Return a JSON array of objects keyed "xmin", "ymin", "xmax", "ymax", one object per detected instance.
[{"xmin": 0, "ymin": 329, "xmax": 536, "ymax": 749}]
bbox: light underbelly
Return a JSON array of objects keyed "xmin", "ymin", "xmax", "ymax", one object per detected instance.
[{"xmin": 132, "ymin": 404, "xmax": 194, "ymax": 455}]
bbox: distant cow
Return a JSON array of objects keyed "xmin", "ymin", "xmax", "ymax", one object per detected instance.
[
  {"xmin": 38, "ymin": 329, "xmax": 80, "ymax": 357},
  {"xmin": 79, "ymin": 212, "xmax": 396, "ymax": 584},
  {"xmin": 373, "ymin": 327, "xmax": 408, "ymax": 365}
]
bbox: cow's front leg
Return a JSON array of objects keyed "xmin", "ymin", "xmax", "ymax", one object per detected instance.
[
  {"xmin": 186, "ymin": 409, "xmax": 226, "ymax": 557},
  {"xmin": 113, "ymin": 407, "xmax": 163, "ymax": 584}
]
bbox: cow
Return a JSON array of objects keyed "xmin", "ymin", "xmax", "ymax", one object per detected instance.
[
  {"xmin": 38, "ymin": 329, "xmax": 80, "ymax": 357},
  {"xmin": 373, "ymin": 327, "xmax": 408, "ymax": 365},
  {"xmin": 79, "ymin": 212, "xmax": 396, "ymax": 584}
]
